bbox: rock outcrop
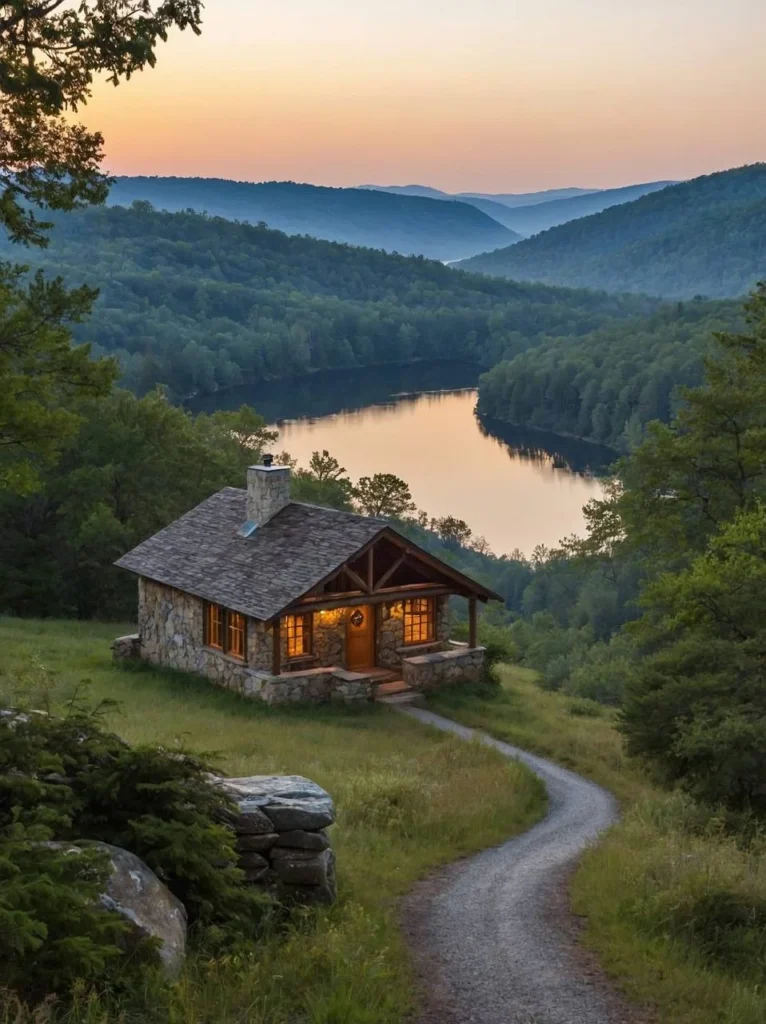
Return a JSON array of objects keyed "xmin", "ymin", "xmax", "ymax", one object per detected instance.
[
  {"xmin": 50, "ymin": 841, "xmax": 187, "ymax": 976},
  {"xmin": 217, "ymin": 775, "xmax": 337, "ymax": 904}
]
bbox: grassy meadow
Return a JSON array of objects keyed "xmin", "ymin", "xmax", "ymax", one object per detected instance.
[
  {"xmin": 0, "ymin": 618, "xmax": 545, "ymax": 1024},
  {"xmin": 430, "ymin": 669, "xmax": 766, "ymax": 1024}
]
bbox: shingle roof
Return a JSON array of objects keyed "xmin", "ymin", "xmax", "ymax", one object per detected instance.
[{"xmin": 115, "ymin": 489, "xmax": 386, "ymax": 621}]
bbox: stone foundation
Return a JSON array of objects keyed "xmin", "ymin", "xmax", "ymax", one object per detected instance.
[
  {"xmin": 217, "ymin": 775, "xmax": 337, "ymax": 905},
  {"xmin": 125, "ymin": 579, "xmax": 464, "ymax": 704},
  {"xmin": 402, "ymin": 646, "xmax": 486, "ymax": 692}
]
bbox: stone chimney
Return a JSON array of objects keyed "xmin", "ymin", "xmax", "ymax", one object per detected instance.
[{"xmin": 246, "ymin": 456, "xmax": 291, "ymax": 527}]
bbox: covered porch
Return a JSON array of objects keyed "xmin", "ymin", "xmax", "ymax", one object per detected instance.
[{"xmin": 267, "ymin": 528, "xmax": 483, "ymax": 679}]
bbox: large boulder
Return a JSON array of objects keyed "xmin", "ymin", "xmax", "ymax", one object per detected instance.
[
  {"xmin": 219, "ymin": 775, "xmax": 335, "ymax": 831},
  {"xmin": 50, "ymin": 842, "xmax": 187, "ymax": 976}
]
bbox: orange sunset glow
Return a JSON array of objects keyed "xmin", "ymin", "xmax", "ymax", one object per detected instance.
[{"xmin": 78, "ymin": 0, "xmax": 766, "ymax": 191}]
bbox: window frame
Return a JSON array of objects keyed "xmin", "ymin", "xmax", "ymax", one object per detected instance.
[
  {"xmin": 284, "ymin": 612, "xmax": 313, "ymax": 660},
  {"xmin": 403, "ymin": 597, "xmax": 435, "ymax": 645},
  {"xmin": 203, "ymin": 601, "xmax": 247, "ymax": 661}
]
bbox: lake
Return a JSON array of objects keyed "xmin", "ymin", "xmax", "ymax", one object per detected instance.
[{"xmin": 190, "ymin": 363, "xmax": 615, "ymax": 556}]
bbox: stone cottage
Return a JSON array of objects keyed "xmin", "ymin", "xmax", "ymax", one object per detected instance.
[{"xmin": 114, "ymin": 458, "xmax": 500, "ymax": 704}]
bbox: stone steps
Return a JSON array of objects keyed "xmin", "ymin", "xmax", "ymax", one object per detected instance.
[{"xmin": 374, "ymin": 679, "xmax": 421, "ymax": 705}]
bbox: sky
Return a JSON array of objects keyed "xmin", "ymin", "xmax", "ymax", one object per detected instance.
[{"xmin": 80, "ymin": 0, "xmax": 766, "ymax": 193}]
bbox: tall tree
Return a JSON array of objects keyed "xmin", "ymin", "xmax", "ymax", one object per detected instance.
[
  {"xmin": 353, "ymin": 473, "xmax": 417, "ymax": 518},
  {"xmin": 0, "ymin": 0, "xmax": 203, "ymax": 245},
  {"xmin": 0, "ymin": 0, "xmax": 204, "ymax": 489}
]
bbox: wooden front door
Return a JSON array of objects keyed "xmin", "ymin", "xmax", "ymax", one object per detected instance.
[{"xmin": 346, "ymin": 605, "xmax": 375, "ymax": 671}]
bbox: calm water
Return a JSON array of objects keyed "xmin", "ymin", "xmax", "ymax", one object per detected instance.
[{"xmin": 191, "ymin": 363, "xmax": 615, "ymax": 555}]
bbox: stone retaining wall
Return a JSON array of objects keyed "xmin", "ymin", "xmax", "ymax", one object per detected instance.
[
  {"xmin": 402, "ymin": 645, "xmax": 486, "ymax": 692},
  {"xmin": 217, "ymin": 775, "xmax": 337, "ymax": 905}
]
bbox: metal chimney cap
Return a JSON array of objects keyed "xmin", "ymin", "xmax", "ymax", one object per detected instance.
[{"xmin": 262, "ymin": 453, "xmax": 274, "ymax": 467}]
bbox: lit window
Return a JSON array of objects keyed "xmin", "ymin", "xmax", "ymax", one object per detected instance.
[
  {"xmin": 285, "ymin": 613, "xmax": 312, "ymax": 658},
  {"xmin": 227, "ymin": 611, "xmax": 246, "ymax": 661},
  {"xmin": 205, "ymin": 603, "xmax": 247, "ymax": 660},
  {"xmin": 403, "ymin": 598, "xmax": 434, "ymax": 644},
  {"xmin": 205, "ymin": 603, "xmax": 224, "ymax": 649}
]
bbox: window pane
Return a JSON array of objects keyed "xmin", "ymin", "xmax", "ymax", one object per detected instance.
[
  {"xmin": 285, "ymin": 613, "xmax": 312, "ymax": 657},
  {"xmin": 206, "ymin": 603, "xmax": 223, "ymax": 649},
  {"xmin": 403, "ymin": 598, "xmax": 434, "ymax": 644},
  {"xmin": 228, "ymin": 611, "xmax": 246, "ymax": 660}
]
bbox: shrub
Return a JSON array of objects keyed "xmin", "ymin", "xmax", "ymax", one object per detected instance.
[
  {"xmin": 568, "ymin": 698, "xmax": 604, "ymax": 718},
  {"xmin": 0, "ymin": 707, "xmax": 268, "ymax": 1002},
  {"xmin": 540, "ymin": 654, "xmax": 571, "ymax": 691},
  {"xmin": 0, "ymin": 831, "xmax": 151, "ymax": 1004}
]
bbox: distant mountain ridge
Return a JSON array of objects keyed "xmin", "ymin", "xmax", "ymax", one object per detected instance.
[
  {"xmin": 458, "ymin": 164, "xmax": 766, "ymax": 299},
  {"xmin": 107, "ymin": 176, "xmax": 521, "ymax": 261},
  {"xmin": 455, "ymin": 187, "xmax": 598, "ymax": 207},
  {"xmin": 356, "ymin": 183, "xmax": 538, "ymax": 230},
  {"xmin": 487, "ymin": 180, "xmax": 678, "ymax": 236}
]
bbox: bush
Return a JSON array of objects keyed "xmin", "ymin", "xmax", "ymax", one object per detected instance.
[
  {"xmin": 568, "ymin": 698, "xmax": 604, "ymax": 718},
  {"xmin": 540, "ymin": 654, "xmax": 572, "ymax": 691},
  {"xmin": 0, "ymin": 707, "xmax": 268, "ymax": 1003}
]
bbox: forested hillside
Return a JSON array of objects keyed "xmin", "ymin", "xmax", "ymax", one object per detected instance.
[
  {"xmin": 478, "ymin": 298, "xmax": 741, "ymax": 449},
  {"xmin": 460, "ymin": 164, "xmax": 766, "ymax": 298},
  {"xmin": 471, "ymin": 179, "xmax": 675, "ymax": 236},
  {"xmin": 5, "ymin": 203, "xmax": 656, "ymax": 400},
  {"xmin": 107, "ymin": 177, "xmax": 520, "ymax": 260},
  {"xmin": 358, "ymin": 184, "xmax": 531, "ymax": 230}
]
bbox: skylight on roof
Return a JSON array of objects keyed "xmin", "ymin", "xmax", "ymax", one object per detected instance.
[{"xmin": 237, "ymin": 520, "xmax": 258, "ymax": 538}]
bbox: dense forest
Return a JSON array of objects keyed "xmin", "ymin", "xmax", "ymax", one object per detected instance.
[
  {"xmin": 460, "ymin": 164, "xmax": 766, "ymax": 299},
  {"xmin": 4, "ymin": 203, "xmax": 658, "ymax": 400},
  {"xmin": 106, "ymin": 177, "xmax": 520, "ymax": 260},
  {"xmin": 478, "ymin": 298, "xmax": 742, "ymax": 449}
]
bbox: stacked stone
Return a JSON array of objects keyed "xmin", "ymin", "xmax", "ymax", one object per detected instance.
[
  {"xmin": 402, "ymin": 645, "xmax": 486, "ymax": 691},
  {"xmin": 217, "ymin": 775, "xmax": 337, "ymax": 905}
]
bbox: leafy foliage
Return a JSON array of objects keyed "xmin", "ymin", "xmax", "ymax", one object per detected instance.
[
  {"xmin": 0, "ymin": 833, "xmax": 134, "ymax": 1003},
  {"xmin": 0, "ymin": 264, "xmax": 116, "ymax": 493},
  {"xmin": 0, "ymin": 390, "xmax": 275, "ymax": 619},
  {"xmin": 0, "ymin": 705, "xmax": 266, "ymax": 1003},
  {"xmin": 0, "ymin": 1, "xmax": 202, "ymax": 246},
  {"xmin": 477, "ymin": 298, "xmax": 741, "ymax": 449}
]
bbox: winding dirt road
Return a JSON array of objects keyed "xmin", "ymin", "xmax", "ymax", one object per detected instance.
[{"xmin": 399, "ymin": 706, "xmax": 642, "ymax": 1024}]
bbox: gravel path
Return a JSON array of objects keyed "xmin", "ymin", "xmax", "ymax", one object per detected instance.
[{"xmin": 398, "ymin": 706, "xmax": 642, "ymax": 1024}]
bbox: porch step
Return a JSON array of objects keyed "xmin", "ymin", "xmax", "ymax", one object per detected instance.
[{"xmin": 374, "ymin": 679, "xmax": 421, "ymax": 705}]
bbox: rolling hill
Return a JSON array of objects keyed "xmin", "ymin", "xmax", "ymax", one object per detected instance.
[
  {"xmin": 107, "ymin": 177, "xmax": 520, "ymax": 261},
  {"xmin": 356, "ymin": 183, "xmax": 534, "ymax": 230},
  {"xmin": 458, "ymin": 164, "xmax": 766, "ymax": 299},
  {"xmin": 6, "ymin": 202, "xmax": 657, "ymax": 400}
]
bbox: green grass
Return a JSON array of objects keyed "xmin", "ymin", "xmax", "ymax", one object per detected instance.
[
  {"xmin": 429, "ymin": 668, "xmax": 766, "ymax": 1024},
  {"xmin": 0, "ymin": 619, "xmax": 546, "ymax": 1024}
]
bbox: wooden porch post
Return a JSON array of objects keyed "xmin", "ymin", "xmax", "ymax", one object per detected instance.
[
  {"xmin": 272, "ymin": 618, "xmax": 281, "ymax": 676},
  {"xmin": 468, "ymin": 597, "xmax": 477, "ymax": 649}
]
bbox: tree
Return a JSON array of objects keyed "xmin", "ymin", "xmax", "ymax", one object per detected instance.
[
  {"xmin": 308, "ymin": 449, "xmax": 348, "ymax": 483},
  {"xmin": 0, "ymin": 390, "xmax": 275, "ymax": 619},
  {"xmin": 0, "ymin": 265, "xmax": 116, "ymax": 492},
  {"xmin": 0, "ymin": 0, "xmax": 203, "ymax": 245},
  {"xmin": 353, "ymin": 473, "xmax": 417, "ymax": 518},
  {"xmin": 621, "ymin": 505, "xmax": 766, "ymax": 812},
  {"xmin": 0, "ymin": 0, "xmax": 204, "ymax": 490},
  {"xmin": 431, "ymin": 515, "xmax": 472, "ymax": 547}
]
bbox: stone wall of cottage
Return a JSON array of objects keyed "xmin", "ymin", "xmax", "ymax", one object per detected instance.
[
  {"xmin": 134, "ymin": 579, "xmax": 456, "ymax": 700},
  {"xmin": 138, "ymin": 578, "xmax": 271, "ymax": 687},
  {"xmin": 402, "ymin": 645, "xmax": 486, "ymax": 692}
]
